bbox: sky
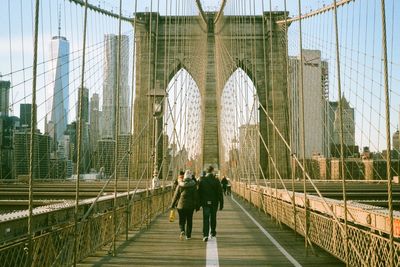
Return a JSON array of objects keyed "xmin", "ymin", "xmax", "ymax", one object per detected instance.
[{"xmin": 0, "ymin": 0, "xmax": 399, "ymax": 154}]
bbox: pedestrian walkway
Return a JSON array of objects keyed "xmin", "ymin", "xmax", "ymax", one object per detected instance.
[{"xmin": 78, "ymin": 195, "xmax": 344, "ymax": 266}]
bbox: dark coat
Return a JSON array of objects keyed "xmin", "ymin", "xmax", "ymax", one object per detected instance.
[
  {"xmin": 221, "ymin": 177, "xmax": 228, "ymax": 187},
  {"xmin": 198, "ymin": 173, "xmax": 224, "ymax": 209},
  {"xmin": 171, "ymin": 178, "xmax": 199, "ymax": 210}
]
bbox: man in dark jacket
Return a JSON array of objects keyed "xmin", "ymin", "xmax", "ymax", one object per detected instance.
[
  {"xmin": 220, "ymin": 176, "xmax": 228, "ymax": 195},
  {"xmin": 198, "ymin": 165, "xmax": 223, "ymax": 242}
]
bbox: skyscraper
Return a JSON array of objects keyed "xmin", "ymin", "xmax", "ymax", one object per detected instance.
[
  {"xmin": 48, "ymin": 35, "xmax": 69, "ymax": 143},
  {"xmin": 331, "ymin": 97, "xmax": 355, "ymax": 146},
  {"xmin": 89, "ymin": 93, "xmax": 100, "ymax": 167},
  {"xmin": 289, "ymin": 49, "xmax": 329, "ymax": 158},
  {"xmin": 20, "ymin": 104, "xmax": 32, "ymax": 128},
  {"xmin": 102, "ymin": 34, "xmax": 130, "ymax": 139},
  {"xmin": 13, "ymin": 129, "xmax": 50, "ymax": 179},
  {"xmin": 74, "ymin": 87, "xmax": 90, "ymax": 172},
  {"xmin": 328, "ymin": 97, "xmax": 356, "ymax": 157},
  {"xmin": 0, "ymin": 79, "xmax": 11, "ymax": 116}
]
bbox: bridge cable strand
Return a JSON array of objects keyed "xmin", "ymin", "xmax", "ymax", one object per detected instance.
[
  {"xmin": 73, "ymin": 0, "xmax": 89, "ymax": 264},
  {"xmin": 296, "ymin": 0, "xmax": 311, "ymax": 250},
  {"xmin": 332, "ymin": 0, "xmax": 350, "ymax": 264},
  {"xmin": 111, "ymin": 0, "xmax": 123, "ymax": 257},
  {"xmin": 125, "ymin": 0, "xmax": 138, "ymax": 241},
  {"xmin": 282, "ymin": 0, "xmax": 298, "ymax": 237},
  {"xmin": 380, "ymin": 0, "xmax": 395, "ymax": 265},
  {"xmin": 28, "ymin": 0, "xmax": 40, "ymax": 264}
]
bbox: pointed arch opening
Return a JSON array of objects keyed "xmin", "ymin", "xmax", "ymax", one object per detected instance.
[
  {"xmin": 165, "ymin": 68, "xmax": 202, "ymax": 173},
  {"xmin": 220, "ymin": 67, "xmax": 260, "ymax": 179}
]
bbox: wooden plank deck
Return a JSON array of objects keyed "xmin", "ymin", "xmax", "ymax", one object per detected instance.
[{"xmin": 78, "ymin": 195, "xmax": 344, "ymax": 266}]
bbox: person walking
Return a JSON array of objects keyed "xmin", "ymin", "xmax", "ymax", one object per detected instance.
[
  {"xmin": 171, "ymin": 170, "xmax": 199, "ymax": 240},
  {"xmin": 220, "ymin": 176, "xmax": 228, "ymax": 196},
  {"xmin": 198, "ymin": 165, "xmax": 224, "ymax": 242},
  {"xmin": 173, "ymin": 170, "xmax": 185, "ymax": 191}
]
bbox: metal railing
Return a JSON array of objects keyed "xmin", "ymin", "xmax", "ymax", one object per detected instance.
[
  {"xmin": 232, "ymin": 181, "xmax": 400, "ymax": 267},
  {"xmin": 0, "ymin": 186, "xmax": 172, "ymax": 266}
]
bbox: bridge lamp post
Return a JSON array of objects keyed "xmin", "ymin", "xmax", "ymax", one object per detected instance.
[{"xmin": 148, "ymin": 88, "xmax": 165, "ymax": 186}]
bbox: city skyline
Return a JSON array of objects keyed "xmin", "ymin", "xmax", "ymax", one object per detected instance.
[{"xmin": 0, "ymin": 0, "xmax": 399, "ymax": 154}]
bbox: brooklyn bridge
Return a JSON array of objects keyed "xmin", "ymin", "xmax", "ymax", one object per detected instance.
[{"xmin": 0, "ymin": 0, "xmax": 399, "ymax": 266}]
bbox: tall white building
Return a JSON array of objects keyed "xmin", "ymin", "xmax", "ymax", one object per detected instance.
[
  {"xmin": 48, "ymin": 36, "xmax": 69, "ymax": 143},
  {"xmin": 289, "ymin": 49, "xmax": 329, "ymax": 158},
  {"xmin": 102, "ymin": 34, "xmax": 130, "ymax": 138}
]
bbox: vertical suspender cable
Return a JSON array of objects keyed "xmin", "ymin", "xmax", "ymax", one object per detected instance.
[
  {"xmin": 260, "ymin": 0, "xmax": 272, "ymax": 210},
  {"xmin": 251, "ymin": 0, "xmax": 262, "ymax": 207},
  {"xmin": 126, "ymin": 0, "xmax": 138, "ymax": 241},
  {"xmin": 267, "ymin": 0, "xmax": 278, "ymax": 223},
  {"xmin": 163, "ymin": 0, "xmax": 171, "ymax": 181},
  {"xmin": 113, "ymin": 0, "xmax": 123, "ymax": 256},
  {"xmin": 153, "ymin": 0, "xmax": 160, "ymax": 180},
  {"xmin": 268, "ymin": 0, "xmax": 280, "ymax": 224},
  {"xmin": 148, "ymin": 1, "xmax": 153, "ymax": 191},
  {"xmin": 296, "ymin": 0, "xmax": 308, "ymax": 249},
  {"xmin": 73, "ymin": 0, "xmax": 89, "ymax": 265},
  {"xmin": 283, "ymin": 0, "xmax": 297, "ymax": 233},
  {"xmin": 332, "ymin": 0, "xmax": 348, "ymax": 265},
  {"xmin": 379, "ymin": 0, "xmax": 394, "ymax": 266},
  {"xmin": 148, "ymin": 0, "xmax": 154, "ymax": 225},
  {"xmin": 28, "ymin": 0, "xmax": 40, "ymax": 265}
]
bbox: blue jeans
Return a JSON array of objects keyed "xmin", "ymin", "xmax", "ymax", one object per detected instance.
[
  {"xmin": 202, "ymin": 205, "xmax": 218, "ymax": 237},
  {"xmin": 177, "ymin": 208, "xmax": 194, "ymax": 238}
]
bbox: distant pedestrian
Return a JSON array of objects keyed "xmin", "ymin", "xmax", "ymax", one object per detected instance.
[
  {"xmin": 220, "ymin": 176, "xmax": 228, "ymax": 195},
  {"xmin": 198, "ymin": 165, "xmax": 223, "ymax": 242},
  {"xmin": 226, "ymin": 178, "xmax": 231, "ymax": 195},
  {"xmin": 171, "ymin": 170, "xmax": 199, "ymax": 240}
]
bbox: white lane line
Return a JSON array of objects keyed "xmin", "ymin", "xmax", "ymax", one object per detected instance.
[
  {"xmin": 232, "ymin": 196, "xmax": 302, "ymax": 267},
  {"xmin": 206, "ymin": 237, "xmax": 219, "ymax": 267}
]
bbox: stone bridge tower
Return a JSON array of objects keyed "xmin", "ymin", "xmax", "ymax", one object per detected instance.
[{"xmin": 131, "ymin": 11, "xmax": 290, "ymax": 180}]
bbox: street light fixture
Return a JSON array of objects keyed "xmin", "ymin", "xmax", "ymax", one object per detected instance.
[{"xmin": 148, "ymin": 86, "xmax": 165, "ymax": 184}]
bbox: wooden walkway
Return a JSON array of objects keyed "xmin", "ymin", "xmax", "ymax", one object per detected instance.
[{"xmin": 78, "ymin": 195, "xmax": 344, "ymax": 266}]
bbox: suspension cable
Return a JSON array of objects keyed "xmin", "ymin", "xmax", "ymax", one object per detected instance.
[
  {"xmin": 126, "ymin": 0, "xmax": 138, "ymax": 241},
  {"xmin": 379, "ymin": 0, "xmax": 394, "ymax": 265},
  {"xmin": 332, "ymin": 0, "xmax": 349, "ymax": 265},
  {"xmin": 73, "ymin": 0, "xmax": 88, "ymax": 264},
  {"xmin": 112, "ymin": 0, "xmax": 123, "ymax": 256},
  {"xmin": 296, "ymin": 0, "xmax": 309, "ymax": 249},
  {"xmin": 28, "ymin": 0, "xmax": 40, "ymax": 264}
]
